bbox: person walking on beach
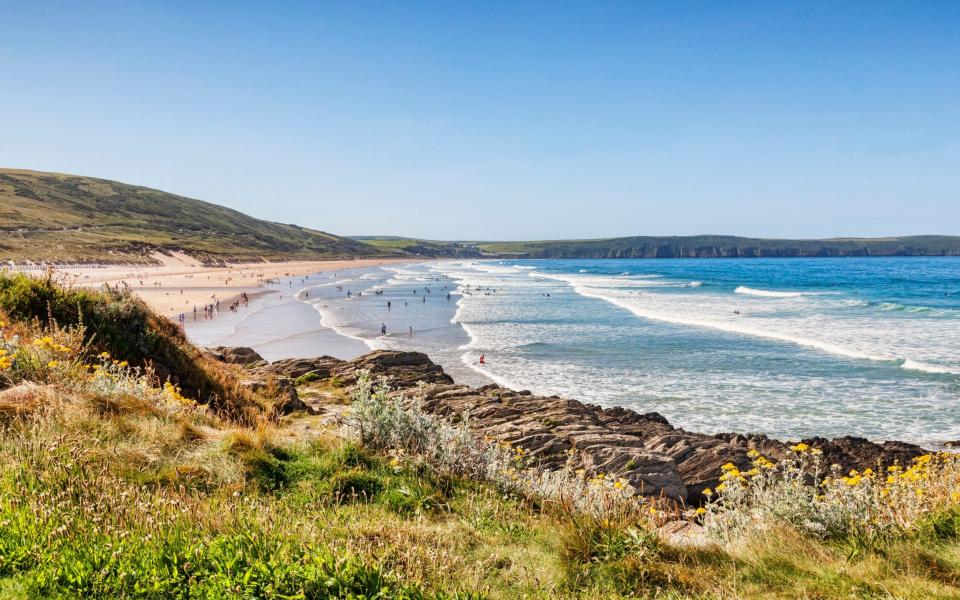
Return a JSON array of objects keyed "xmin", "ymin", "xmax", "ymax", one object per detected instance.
[
  {"xmin": 409, "ymin": 326, "xmax": 413, "ymax": 337},
  {"xmin": 388, "ymin": 301, "xmax": 391, "ymax": 310},
  {"xmin": 381, "ymin": 323, "xmax": 387, "ymax": 336}
]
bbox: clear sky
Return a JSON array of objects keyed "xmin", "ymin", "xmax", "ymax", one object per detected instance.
[{"xmin": 1, "ymin": 1, "xmax": 958, "ymax": 240}]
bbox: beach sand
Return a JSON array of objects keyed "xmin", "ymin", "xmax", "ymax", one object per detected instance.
[{"xmin": 48, "ymin": 252, "xmax": 409, "ymax": 317}]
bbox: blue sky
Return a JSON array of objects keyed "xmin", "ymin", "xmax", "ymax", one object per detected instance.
[{"xmin": 1, "ymin": 1, "xmax": 957, "ymax": 240}]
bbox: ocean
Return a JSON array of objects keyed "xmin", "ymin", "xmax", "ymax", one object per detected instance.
[{"xmin": 187, "ymin": 257, "xmax": 960, "ymax": 447}]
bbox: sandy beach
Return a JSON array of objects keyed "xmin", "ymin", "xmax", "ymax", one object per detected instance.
[{"xmin": 46, "ymin": 252, "xmax": 409, "ymax": 317}]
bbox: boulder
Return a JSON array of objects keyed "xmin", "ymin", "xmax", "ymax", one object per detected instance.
[
  {"xmin": 273, "ymin": 377, "xmax": 313, "ymax": 415},
  {"xmin": 255, "ymin": 356, "xmax": 344, "ymax": 379},
  {"xmin": 332, "ymin": 350, "xmax": 454, "ymax": 387},
  {"xmin": 211, "ymin": 346, "xmax": 266, "ymax": 366}
]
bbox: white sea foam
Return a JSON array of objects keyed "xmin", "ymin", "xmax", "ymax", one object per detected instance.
[
  {"xmin": 545, "ymin": 272, "xmax": 960, "ymax": 375},
  {"xmin": 408, "ymin": 259, "xmax": 960, "ymax": 445},
  {"xmin": 735, "ymin": 286, "xmax": 812, "ymax": 298},
  {"xmin": 308, "ymin": 302, "xmax": 378, "ymax": 350},
  {"xmin": 900, "ymin": 359, "xmax": 957, "ymax": 374}
]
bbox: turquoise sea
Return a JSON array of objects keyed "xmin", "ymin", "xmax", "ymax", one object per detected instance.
[{"xmin": 190, "ymin": 257, "xmax": 960, "ymax": 447}]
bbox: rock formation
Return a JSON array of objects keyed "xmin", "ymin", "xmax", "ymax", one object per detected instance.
[{"xmin": 217, "ymin": 348, "xmax": 926, "ymax": 504}]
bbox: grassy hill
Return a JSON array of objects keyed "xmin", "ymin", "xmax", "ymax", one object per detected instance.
[
  {"xmin": 350, "ymin": 236, "xmax": 483, "ymax": 258},
  {"xmin": 475, "ymin": 235, "xmax": 960, "ymax": 258},
  {"xmin": 0, "ymin": 168, "xmax": 383, "ymax": 265}
]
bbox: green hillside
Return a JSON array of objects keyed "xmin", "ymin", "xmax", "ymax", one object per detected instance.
[
  {"xmin": 476, "ymin": 235, "xmax": 960, "ymax": 258},
  {"xmin": 349, "ymin": 236, "xmax": 483, "ymax": 258},
  {"xmin": 0, "ymin": 168, "xmax": 382, "ymax": 264}
]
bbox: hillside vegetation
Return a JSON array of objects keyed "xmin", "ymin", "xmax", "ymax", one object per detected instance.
[
  {"xmin": 349, "ymin": 234, "xmax": 960, "ymax": 260},
  {"xmin": 0, "ymin": 274, "xmax": 959, "ymax": 598},
  {"xmin": 475, "ymin": 235, "xmax": 960, "ymax": 258},
  {"xmin": 0, "ymin": 169, "xmax": 382, "ymax": 264},
  {"xmin": 350, "ymin": 236, "xmax": 483, "ymax": 258}
]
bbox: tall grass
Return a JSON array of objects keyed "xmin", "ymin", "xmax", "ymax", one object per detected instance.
[{"xmin": 0, "ymin": 272, "xmax": 258, "ymax": 418}]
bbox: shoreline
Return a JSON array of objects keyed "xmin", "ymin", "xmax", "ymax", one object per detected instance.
[{"xmin": 40, "ymin": 252, "xmax": 413, "ymax": 318}]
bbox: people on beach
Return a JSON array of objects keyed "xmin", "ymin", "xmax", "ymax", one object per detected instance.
[
  {"xmin": 479, "ymin": 354, "xmax": 485, "ymax": 364},
  {"xmin": 381, "ymin": 323, "xmax": 387, "ymax": 336},
  {"xmin": 409, "ymin": 326, "xmax": 413, "ymax": 337}
]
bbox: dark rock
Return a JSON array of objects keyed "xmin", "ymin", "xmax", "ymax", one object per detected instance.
[
  {"xmin": 256, "ymin": 356, "xmax": 345, "ymax": 379},
  {"xmin": 211, "ymin": 346, "xmax": 266, "ymax": 366},
  {"xmin": 273, "ymin": 377, "xmax": 313, "ymax": 415},
  {"xmin": 332, "ymin": 350, "xmax": 454, "ymax": 387}
]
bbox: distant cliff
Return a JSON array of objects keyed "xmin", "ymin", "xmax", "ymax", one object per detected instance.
[{"xmin": 475, "ymin": 235, "xmax": 960, "ymax": 259}]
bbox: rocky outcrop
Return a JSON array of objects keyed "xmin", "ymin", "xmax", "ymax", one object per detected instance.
[
  {"xmin": 331, "ymin": 350, "xmax": 454, "ymax": 388},
  {"xmin": 211, "ymin": 346, "xmax": 266, "ymax": 366},
  {"xmin": 254, "ymin": 356, "xmax": 343, "ymax": 379},
  {"xmin": 238, "ymin": 349, "xmax": 927, "ymax": 505}
]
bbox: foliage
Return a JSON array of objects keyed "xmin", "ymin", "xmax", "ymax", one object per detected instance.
[
  {"xmin": 0, "ymin": 272, "xmax": 260, "ymax": 419},
  {"xmin": 347, "ymin": 374, "xmax": 640, "ymax": 518},
  {"xmin": 700, "ymin": 445, "xmax": 960, "ymax": 545}
]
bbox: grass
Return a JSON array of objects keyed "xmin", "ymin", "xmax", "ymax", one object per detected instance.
[
  {"xmin": 0, "ymin": 276, "xmax": 958, "ymax": 598},
  {"xmin": 3, "ymin": 384, "xmax": 958, "ymax": 599},
  {"xmin": 0, "ymin": 168, "xmax": 385, "ymax": 264},
  {"xmin": 0, "ymin": 272, "xmax": 261, "ymax": 419}
]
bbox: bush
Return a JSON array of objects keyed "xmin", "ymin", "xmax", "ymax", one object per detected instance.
[
  {"xmin": 0, "ymin": 273, "xmax": 259, "ymax": 419},
  {"xmin": 347, "ymin": 373, "xmax": 641, "ymax": 518},
  {"xmin": 699, "ymin": 446, "xmax": 960, "ymax": 543},
  {"xmin": 295, "ymin": 371, "xmax": 321, "ymax": 386}
]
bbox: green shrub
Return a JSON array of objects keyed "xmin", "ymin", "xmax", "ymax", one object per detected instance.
[
  {"xmin": 295, "ymin": 371, "xmax": 322, "ymax": 386},
  {"xmin": 243, "ymin": 447, "xmax": 292, "ymax": 491},
  {"xmin": 919, "ymin": 507, "xmax": 960, "ymax": 542}
]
